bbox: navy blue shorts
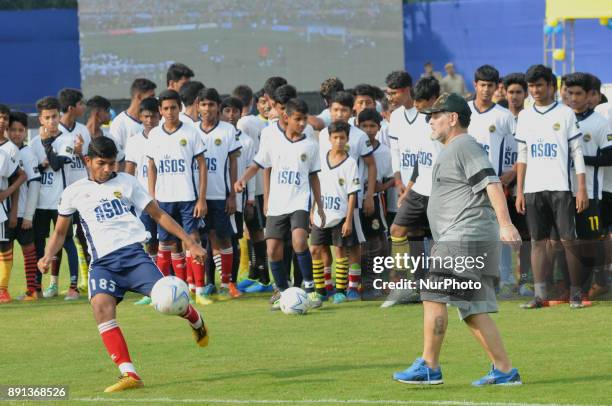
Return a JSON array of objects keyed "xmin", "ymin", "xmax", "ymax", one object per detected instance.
[
  {"xmin": 88, "ymin": 243, "xmax": 163, "ymax": 302},
  {"xmin": 204, "ymin": 199, "xmax": 236, "ymax": 239},
  {"xmin": 139, "ymin": 212, "xmax": 158, "ymax": 244},
  {"xmin": 157, "ymin": 201, "xmax": 198, "ymax": 241}
]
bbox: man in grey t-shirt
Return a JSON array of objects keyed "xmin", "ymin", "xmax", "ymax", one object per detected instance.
[{"xmin": 392, "ymin": 93, "xmax": 523, "ymax": 387}]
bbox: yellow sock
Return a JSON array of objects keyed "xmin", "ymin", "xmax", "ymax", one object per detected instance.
[
  {"xmin": 0, "ymin": 248, "xmax": 14, "ymax": 290},
  {"xmin": 239, "ymin": 237, "xmax": 249, "ymax": 279},
  {"xmin": 335, "ymin": 257, "xmax": 349, "ymax": 293},
  {"xmin": 313, "ymin": 259, "xmax": 325, "ymax": 292},
  {"xmin": 76, "ymin": 242, "xmax": 89, "ymax": 288}
]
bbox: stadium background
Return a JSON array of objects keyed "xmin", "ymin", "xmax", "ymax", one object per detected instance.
[{"xmin": 1, "ymin": 0, "xmax": 612, "ymax": 113}]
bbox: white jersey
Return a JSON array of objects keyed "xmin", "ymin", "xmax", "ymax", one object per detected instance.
[
  {"xmin": 30, "ymin": 135, "xmax": 67, "ymax": 209},
  {"xmin": 109, "ymin": 111, "xmax": 143, "ymax": 152},
  {"xmin": 124, "ymin": 130, "xmax": 152, "ymax": 190},
  {"xmin": 389, "ymin": 106, "xmax": 430, "ymax": 185},
  {"xmin": 317, "ymin": 108, "xmax": 332, "ymax": 127},
  {"xmin": 570, "ymin": 110, "xmax": 612, "ymax": 199},
  {"xmin": 468, "ymin": 101, "xmax": 516, "ymax": 176},
  {"xmin": 15, "ymin": 145, "xmax": 40, "ymax": 218},
  {"xmin": 313, "ymin": 153, "xmax": 360, "ymax": 228},
  {"xmin": 0, "ymin": 140, "xmax": 19, "ymax": 160},
  {"xmin": 58, "ymin": 173, "xmax": 152, "ymax": 261},
  {"xmin": 56, "ymin": 122, "xmax": 91, "ymax": 185},
  {"xmin": 196, "ymin": 120, "xmax": 241, "ymax": 200},
  {"xmin": 595, "ymin": 102, "xmax": 611, "ymax": 123},
  {"xmin": 0, "ymin": 148, "xmax": 19, "ymax": 224},
  {"xmin": 595, "ymin": 103, "xmax": 612, "ymax": 193},
  {"xmin": 147, "ymin": 122, "xmax": 206, "ymax": 202},
  {"xmin": 411, "ymin": 130, "xmax": 443, "ymax": 197},
  {"xmin": 318, "ymin": 124, "xmax": 373, "ymax": 207},
  {"xmin": 254, "ymin": 131, "xmax": 320, "ymax": 216},
  {"xmin": 237, "ymin": 114, "xmax": 267, "ymax": 196},
  {"xmin": 235, "ymin": 129, "xmax": 257, "ymax": 208},
  {"xmin": 161, "ymin": 112, "xmax": 198, "ymax": 129},
  {"xmin": 515, "ymin": 102, "xmax": 582, "ymax": 193},
  {"xmin": 362, "ymin": 142, "xmax": 393, "ymax": 196}
]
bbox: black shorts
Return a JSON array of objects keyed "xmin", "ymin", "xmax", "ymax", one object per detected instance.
[
  {"xmin": 507, "ymin": 196, "xmax": 529, "ymax": 240},
  {"xmin": 6, "ymin": 218, "xmax": 35, "ymax": 245},
  {"xmin": 233, "ymin": 211, "xmax": 244, "ymax": 239},
  {"xmin": 265, "ymin": 210, "xmax": 309, "ymax": 240},
  {"xmin": 360, "ymin": 194, "xmax": 388, "ymax": 239},
  {"xmin": 310, "ymin": 219, "xmax": 359, "ymax": 248},
  {"xmin": 245, "ymin": 194, "xmax": 266, "ymax": 233},
  {"xmin": 525, "ymin": 191, "xmax": 576, "ymax": 241},
  {"xmin": 575, "ymin": 199, "xmax": 603, "ymax": 240},
  {"xmin": 600, "ymin": 191, "xmax": 612, "ymax": 231},
  {"xmin": 393, "ymin": 190, "xmax": 430, "ymax": 232},
  {"xmin": 34, "ymin": 209, "xmax": 74, "ymax": 240},
  {"xmin": 204, "ymin": 199, "xmax": 236, "ymax": 240}
]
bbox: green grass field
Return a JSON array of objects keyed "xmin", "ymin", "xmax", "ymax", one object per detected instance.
[{"xmin": 2, "ymin": 246, "xmax": 612, "ymax": 406}]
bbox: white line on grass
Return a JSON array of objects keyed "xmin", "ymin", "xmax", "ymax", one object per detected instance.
[{"xmin": 73, "ymin": 398, "xmax": 600, "ymax": 406}]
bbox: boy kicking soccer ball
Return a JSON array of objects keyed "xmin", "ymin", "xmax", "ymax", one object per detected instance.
[{"xmin": 38, "ymin": 137, "xmax": 209, "ymax": 393}]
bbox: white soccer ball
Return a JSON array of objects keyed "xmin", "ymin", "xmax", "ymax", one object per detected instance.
[
  {"xmin": 279, "ymin": 287, "xmax": 310, "ymax": 315},
  {"xmin": 150, "ymin": 276, "xmax": 190, "ymax": 315}
]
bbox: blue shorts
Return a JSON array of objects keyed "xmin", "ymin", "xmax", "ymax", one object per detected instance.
[
  {"xmin": 158, "ymin": 200, "xmax": 198, "ymax": 241},
  {"xmin": 204, "ymin": 199, "xmax": 236, "ymax": 239},
  {"xmin": 140, "ymin": 212, "xmax": 158, "ymax": 244},
  {"xmin": 88, "ymin": 243, "xmax": 163, "ymax": 302}
]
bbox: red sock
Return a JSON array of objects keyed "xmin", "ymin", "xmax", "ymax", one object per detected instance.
[
  {"xmin": 181, "ymin": 304, "xmax": 202, "ymax": 327},
  {"xmin": 220, "ymin": 248, "xmax": 233, "ymax": 287},
  {"xmin": 23, "ymin": 244, "xmax": 38, "ymax": 292},
  {"xmin": 192, "ymin": 260, "xmax": 205, "ymax": 289},
  {"xmin": 185, "ymin": 251, "xmax": 194, "ymax": 291},
  {"xmin": 171, "ymin": 252, "xmax": 187, "ymax": 281},
  {"xmin": 324, "ymin": 267, "xmax": 333, "ymax": 292},
  {"xmin": 156, "ymin": 245, "xmax": 172, "ymax": 276},
  {"xmin": 98, "ymin": 319, "xmax": 140, "ymax": 380}
]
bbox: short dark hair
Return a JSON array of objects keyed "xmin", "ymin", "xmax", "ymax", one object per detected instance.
[
  {"xmin": 88, "ymin": 136, "xmax": 118, "ymax": 159},
  {"xmin": 198, "ymin": 87, "xmax": 221, "ymax": 104},
  {"xmin": 563, "ymin": 72, "xmax": 593, "ymax": 93},
  {"xmin": 157, "ymin": 89, "xmax": 181, "ymax": 106},
  {"xmin": 353, "ymin": 84, "xmax": 377, "ymax": 100},
  {"xmin": 86, "ymin": 95, "xmax": 111, "ymax": 111},
  {"xmin": 587, "ymin": 73, "xmax": 602, "ymax": 94},
  {"xmin": 357, "ymin": 108, "xmax": 382, "ymax": 126},
  {"xmin": 414, "ymin": 77, "xmax": 440, "ymax": 101},
  {"xmin": 328, "ymin": 120, "xmax": 350, "ymax": 137},
  {"xmin": 139, "ymin": 97, "xmax": 159, "ymax": 114},
  {"xmin": 9, "ymin": 111, "xmax": 27, "ymax": 128},
  {"xmin": 380, "ymin": 97, "xmax": 390, "ymax": 112},
  {"xmin": 502, "ymin": 73, "xmax": 527, "ymax": 92},
  {"xmin": 0, "ymin": 104, "xmax": 9, "ymax": 116},
  {"xmin": 320, "ymin": 77, "xmax": 344, "ymax": 104},
  {"xmin": 285, "ymin": 98, "xmax": 308, "ymax": 116},
  {"xmin": 130, "ymin": 78, "xmax": 157, "ymax": 97},
  {"xmin": 221, "ymin": 96, "xmax": 243, "ymax": 112},
  {"xmin": 385, "ymin": 70, "xmax": 412, "ymax": 89},
  {"xmin": 372, "ymin": 86, "xmax": 385, "ymax": 101},
  {"xmin": 424, "ymin": 61, "xmax": 432, "ymax": 67},
  {"xmin": 263, "ymin": 76, "xmax": 287, "ymax": 97},
  {"xmin": 254, "ymin": 88, "xmax": 265, "ymax": 102},
  {"xmin": 232, "ymin": 85, "xmax": 253, "ymax": 109},
  {"xmin": 36, "ymin": 96, "xmax": 60, "ymax": 113},
  {"xmin": 179, "ymin": 81, "xmax": 205, "ymax": 106},
  {"xmin": 525, "ymin": 64, "xmax": 554, "ymax": 84},
  {"xmin": 330, "ymin": 91, "xmax": 354, "ymax": 110},
  {"xmin": 57, "ymin": 88, "xmax": 83, "ymax": 113},
  {"xmin": 458, "ymin": 114, "xmax": 471, "ymax": 128},
  {"xmin": 272, "ymin": 84, "xmax": 297, "ymax": 105},
  {"xmin": 474, "ymin": 65, "xmax": 499, "ymax": 83},
  {"xmin": 166, "ymin": 63, "xmax": 194, "ymax": 85}
]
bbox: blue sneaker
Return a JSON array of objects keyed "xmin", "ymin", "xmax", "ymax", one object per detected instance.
[
  {"xmin": 393, "ymin": 358, "xmax": 443, "ymax": 385},
  {"xmin": 244, "ymin": 282, "xmax": 274, "ymax": 293},
  {"xmin": 472, "ymin": 366, "xmax": 522, "ymax": 386},
  {"xmin": 346, "ymin": 289, "xmax": 360, "ymax": 301},
  {"xmin": 203, "ymin": 284, "xmax": 217, "ymax": 296},
  {"xmin": 237, "ymin": 279, "xmax": 257, "ymax": 292},
  {"xmin": 332, "ymin": 292, "xmax": 346, "ymax": 304}
]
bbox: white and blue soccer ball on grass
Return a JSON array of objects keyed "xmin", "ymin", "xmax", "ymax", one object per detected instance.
[
  {"xmin": 150, "ymin": 276, "xmax": 190, "ymax": 315},
  {"xmin": 279, "ymin": 287, "xmax": 311, "ymax": 315}
]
